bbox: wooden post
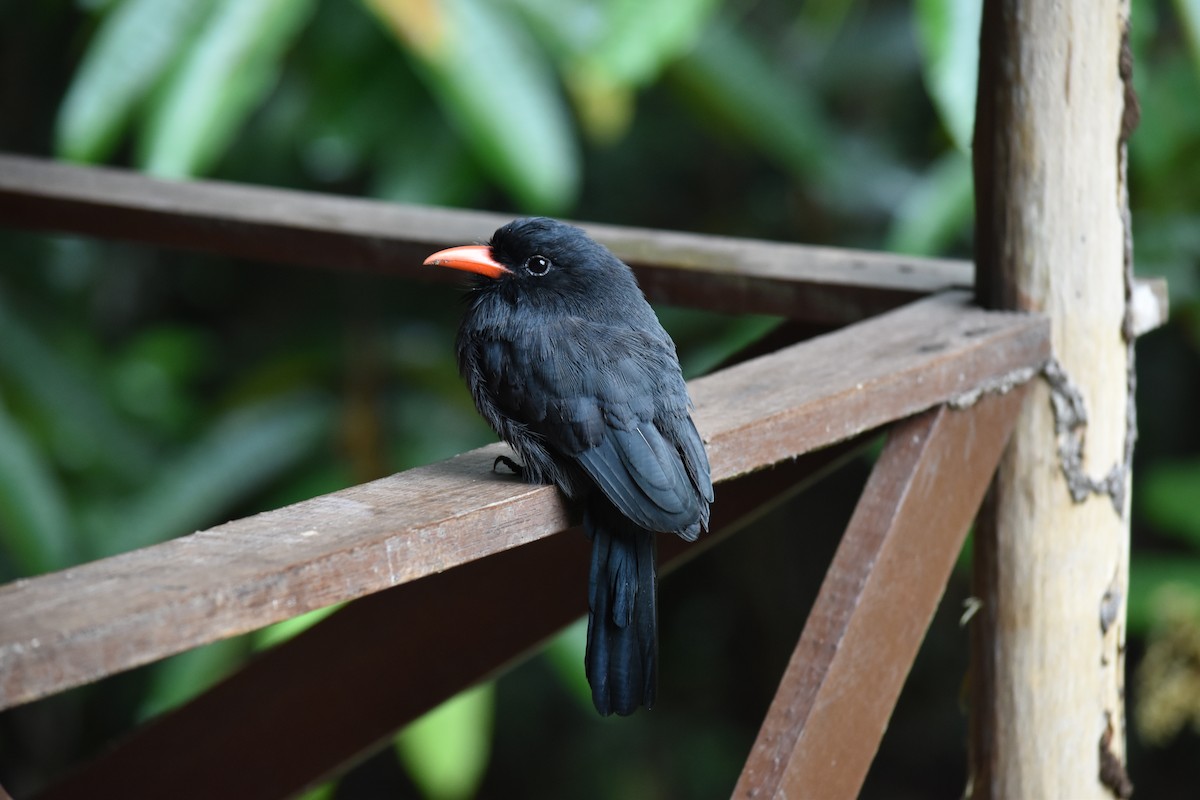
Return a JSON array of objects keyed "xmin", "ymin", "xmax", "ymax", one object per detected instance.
[{"xmin": 971, "ymin": 1, "xmax": 1136, "ymax": 798}]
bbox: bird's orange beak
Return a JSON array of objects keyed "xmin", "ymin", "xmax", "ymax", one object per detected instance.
[{"xmin": 423, "ymin": 245, "xmax": 511, "ymax": 279}]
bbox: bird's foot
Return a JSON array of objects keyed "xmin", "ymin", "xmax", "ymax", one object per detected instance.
[{"xmin": 493, "ymin": 455, "xmax": 526, "ymax": 478}]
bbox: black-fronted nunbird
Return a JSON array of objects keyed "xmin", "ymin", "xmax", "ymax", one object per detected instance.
[{"xmin": 424, "ymin": 217, "xmax": 713, "ymax": 716}]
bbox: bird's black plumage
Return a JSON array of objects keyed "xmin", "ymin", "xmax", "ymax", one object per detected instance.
[{"xmin": 428, "ymin": 217, "xmax": 712, "ymax": 716}]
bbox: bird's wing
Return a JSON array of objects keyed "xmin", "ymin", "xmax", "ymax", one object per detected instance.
[
  {"xmin": 461, "ymin": 315, "xmax": 711, "ymax": 536},
  {"xmin": 524, "ymin": 319, "xmax": 709, "ymax": 536}
]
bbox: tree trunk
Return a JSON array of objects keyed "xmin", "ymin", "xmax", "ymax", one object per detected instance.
[{"xmin": 970, "ymin": 1, "xmax": 1136, "ymax": 798}]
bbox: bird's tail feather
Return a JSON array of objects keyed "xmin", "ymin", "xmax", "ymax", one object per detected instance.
[{"xmin": 584, "ymin": 502, "xmax": 657, "ymax": 716}]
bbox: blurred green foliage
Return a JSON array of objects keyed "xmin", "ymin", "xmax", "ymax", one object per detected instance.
[{"xmin": 1, "ymin": 0, "xmax": 1199, "ymax": 797}]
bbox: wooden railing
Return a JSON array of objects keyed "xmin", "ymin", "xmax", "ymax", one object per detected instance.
[{"xmin": 0, "ymin": 154, "xmax": 1161, "ymax": 798}]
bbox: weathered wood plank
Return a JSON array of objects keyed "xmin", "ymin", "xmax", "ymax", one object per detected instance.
[
  {"xmin": 693, "ymin": 290, "xmax": 1045, "ymax": 480},
  {"xmin": 0, "ymin": 291, "xmax": 1048, "ymax": 710},
  {"xmin": 735, "ymin": 388, "xmax": 1028, "ymax": 799},
  {"xmin": 39, "ymin": 441, "xmax": 866, "ymax": 800},
  {"xmin": 0, "ymin": 154, "xmax": 969, "ymax": 324}
]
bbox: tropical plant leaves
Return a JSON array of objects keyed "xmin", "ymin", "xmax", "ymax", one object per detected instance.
[
  {"xmin": 0, "ymin": 399, "xmax": 75, "ymax": 575},
  {"xmin": 56, "ymin": 0, "xmax": 316, "ymax": 176},
  {"xmin": 139, "ymin": 0, "xmax": 317, "ymax": 177},
  {"xmin": 56, "ymin": 0, "xmax": 212, "ymax": 163},
  {"xmin": 1175, "ymin": 0, "xmax": 1200, "ymax": 74},
  {"xmin": 395, "ymin": 683, "xmax": 495, "ymax": 800},
  {"xmin": 513, "ymin": 0, "xmax": 718, "ymax": 141},
  {"xmin": 885, "ymin": 149, "xmax": 973, "ymax": 255},
  {"xmin": 98, "ymin": 390, "xmax": 333, "ymax": 557},
  {"xmin": 365, "ymin": 0, "xmax": 579, "ymax": 213},
  {"xmin": 914, "ymin": 0, "xmax": 982, "ymax": 152},
  {"xmin": 672, "ymin": 14, "xmax": 835, "ymax": 181},
  {"xmin": 1140, "ymin": 458, "xmax": 1200, "ymax": 550}
]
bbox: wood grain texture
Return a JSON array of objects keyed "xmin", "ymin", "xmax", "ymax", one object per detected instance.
[
  {"xmin": 971, "ymin": 2, "xmax": 1134, "ymax": 797},
  {"xmin": 0, "ymin": 154, "xmax": 969, "ymax": 324},
  {"xmin": 735, "ymin": 388, "xmax": 1028, "ymax": 800},
  {"xmin": 691, "ymin": 291, "xmax": 1047, "ymax": 480},
  {"xmin": 0, "ymin": 292, "xmax": 1048, "ymax": 711},
  {"xmin": 38, "ymin": 441, "xmax": 867, "ymax": 800}
]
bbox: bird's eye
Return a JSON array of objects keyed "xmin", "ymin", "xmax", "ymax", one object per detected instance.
[{"xmin": 524, "ymin": 255, "xmax": 552, "ymax": 276}]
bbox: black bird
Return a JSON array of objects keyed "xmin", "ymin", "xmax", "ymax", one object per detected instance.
[{"xmin": 424, "ymin": 217, "xmax": 713, "ymax": 716}]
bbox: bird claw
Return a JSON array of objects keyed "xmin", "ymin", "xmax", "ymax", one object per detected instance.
[{"xmin": 493, "ymin": 455, "xmax": 525, "ymax": 478}]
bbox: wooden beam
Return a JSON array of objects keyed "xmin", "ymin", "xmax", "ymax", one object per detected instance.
[
  {"xmin": 0, "ymin": 154, "xmax": 969, "ymax": 324},
  {"xmin": 736, "ymin": 388, "xmax": 1028, "ymax": 799},
  {"xmin": 971, "ymin": 2, "xmax": 1135, "ymax": 797},
  {"xmin": 0, "ymin": 291, "xmax": 1048, "ymax": 711},
  {"xmin": 38, "ymin": 439, "xmax": 867, "ymax": 800}
]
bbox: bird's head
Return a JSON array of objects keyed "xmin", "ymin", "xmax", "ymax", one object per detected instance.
[{"xmin": 424, "ymin": 218, "xmax": 634, "ymax": 306}]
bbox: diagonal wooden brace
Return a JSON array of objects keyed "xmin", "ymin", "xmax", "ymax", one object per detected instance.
[{"xmin": 735, "ymin": 387, "xmax": 1028, "ymax": 799}]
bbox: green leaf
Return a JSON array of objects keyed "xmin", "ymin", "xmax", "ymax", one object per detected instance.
[
  {"xmin": 293, "ymin": 784, "xmax": 336, "ymax": 800},
  {"xmin": 655, "ymin": 307, "xmax": 781, "ymax": 379},
  {"xmin": 1129, "ymin": 555, "xmax": 1200, "ymax": 634},
  {"xmin": 914, "ymin": 0, "xmax": 982, "ymax": 151},
  {"xmin": 796, "ymin": 0, "xmax": 860, "ymax": 36},
  {"xmin": 885, "ymin": 148, "xmax": 974, "ymax": 255},
  {"xmin": 1140, "ymin": 458, "xmax": 1200, "ymax": 550},
  {"xmin": 395, "ymin": 682, "xmax": 495, "ymax": 800},
  {"xmin": 542, "ymin": 618, "xmax": 594, "ymax": 710},
  {"xmin": 371, "ymin": 109, "xmax": 481, "ymax": 206},
  {"xmin": 365, "ymin": 0, "xmax": 580, "ymax": 213},
  {"xmin": 671, "ymin": 15, "xmax": 837, "ymax": 181},
  {"xmin": 110, "ymin": 326, "xmax": 213, "ymax": 436},
  {"xmin": 0, "ymin": 288, "xmax": 155, "ymax": 482},
  {"xmin": 0, "ymin": 400, "xmax": 75, "ymax": 575},
  {"xmin": 55, "ymin": 0, "xmax": 213, "ymax": 163},
  {"xmin": 516, "ymin": 0, "xmax": 717, "ymax": 87},
  {"xmin": 137, "ymin": 636, "xmax": 249, "ymax": 721},
  {"xmin": 254, "ymin": 603, "xmax": 343, "ymax": 650},
  {"xmin": 1175, "ymin": 0, "xmax": 1200, "ymax": 75},
  {"xmin": 589, "ymin": 0, "xmax": 718, "ymax": 85},
  {"xmin": 1128, "ymin": 51, "xmax": 1200, "ymax": 203},
  {"xmin": 99, "ymin": 391, "xmax": 333, "ymax": 557},
  {"xmin": 1133, "ymin": 212, "xmax": 1200, "ymax": 305},
  {"xmin": 513, "ymin": 0, "xmax": 718, "ymax": 142},
  {"xmin": 139, "ymin": 0, "xmax": 316, "ymax": 178}
]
